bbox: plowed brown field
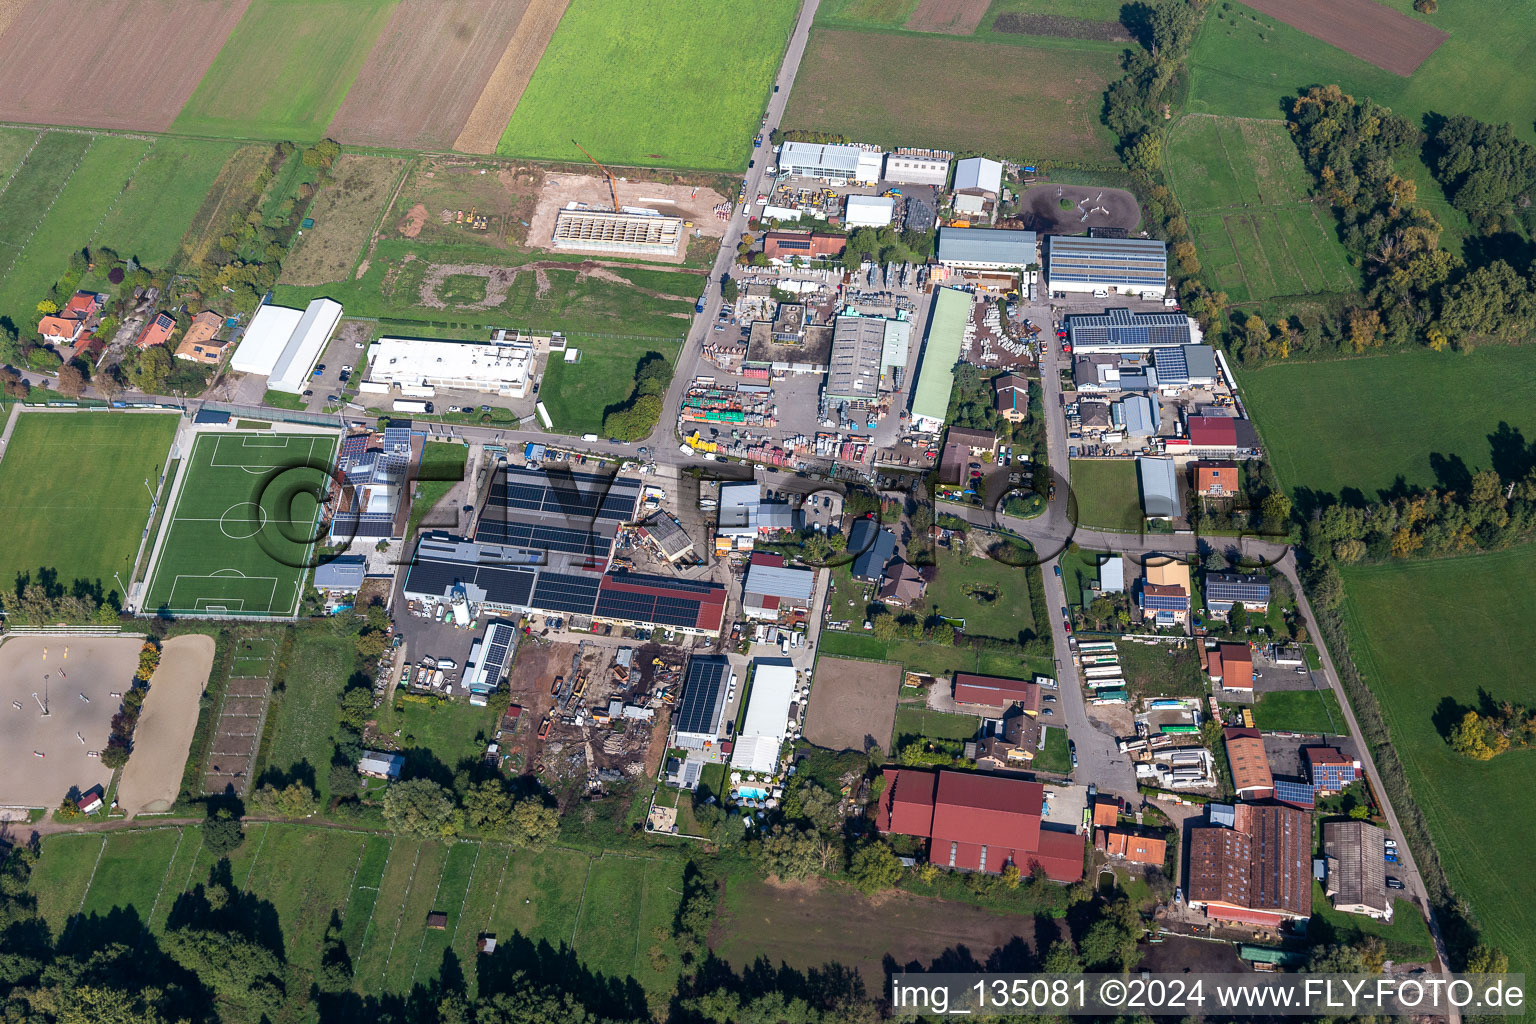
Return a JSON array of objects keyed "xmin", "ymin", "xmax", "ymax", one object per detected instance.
[
  {"xmin": 1241, "ymin": 0, "xmax": 1446, "ymax": 76},
  {"xmin": 905, "ymin": 0, "xmax": 989, "ymax": 34},
  {"xmin": 453, "ymin": 0, "xmax": 571, "ymax": 154},
  {"xmin": 328, "ymin": 0, "xmax": 528, "ymax": 150},
  {"xmin": 0, "ymin": 0, "xmax": 250, "ymax": 131}
]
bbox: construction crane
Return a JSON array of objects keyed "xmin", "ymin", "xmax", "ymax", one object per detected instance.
[{"xmin": 571, "ymin": 139, "xmax": 620, "ymax": 213}]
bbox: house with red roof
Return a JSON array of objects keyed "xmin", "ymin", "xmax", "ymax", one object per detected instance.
[
  {"xmin": 952, "ymin": 673, "xmax": 1039, "ymax": 713},
  {"xmin": 37, "ymin": 291, "xmax": 105, "ymax": 345},
  {"xmin": 135, "ymin": 311, "xmax": 176, "ymax": 350},
  {"xmin": 1187, "ymin": 802, "xmax": 1311, "ymax": 926},
  {"xmin": 877, "ymin": 767, "xmax": 1084, "ymax": 881},
  {"xmin": 1187, "ymin": 415, "xmax": 1237, "ymax": 451}
]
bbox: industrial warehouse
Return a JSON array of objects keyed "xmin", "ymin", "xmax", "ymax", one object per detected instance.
[{"xmin": 362, "ymin": 334, "xmax": 536, "ymax": 398}]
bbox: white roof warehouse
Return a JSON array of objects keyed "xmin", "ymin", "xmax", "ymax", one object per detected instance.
[{"xmin": 231, "ymin": 298, "xmax": 343, "ymax": 393}]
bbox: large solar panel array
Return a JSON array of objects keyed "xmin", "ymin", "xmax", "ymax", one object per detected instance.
[
  {"xmin": 674, "ymin": 657, "xmax": 730, "ymax": 737},
  {"xmin": 1273, "ymin": 779, "xmax": 1316, "ymax": 808},
  {"xmin": 474, "ymin": 520, "xmax": 609, "ymax": 556},
  {"xmin": 1141, "ymin": 591, "xmax": 1189, "ymax": 611},
  {"xmin": 484, "ymin": 466, "xmax": 640, "ymax": 522},
  {"xmin": 405, "ymin": 555, "xmax": 538, "ymax": 609},
  {"xmin": 1151, "ymin": 346, "xmax": 1188, "ymax": 384},
  {"xmin": 1206, "ymin": 576, "xmax": 1270, "ymax": 604},
  {"xmin": 1067, "ymin": 308, "xmax": 1191, "ymax": 350},
  {"xmin": 382, "ymin": 425, "xmax": 413, "ymax": 452},
  {"xmin": 339, "ymin": 433, "xmax": 369, "ymax": 464},
  {"xmin": 595, "ymin": 587, "xmax": 707, "ymax": 629},
  {"xmin": 530, "ymin": 571, "xmax": 603, "ymax": 615},
  {"xmin": 476, "ymin": 621, "xmax": 518, "ymax": 692}
]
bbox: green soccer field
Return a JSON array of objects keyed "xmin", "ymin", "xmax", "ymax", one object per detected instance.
[
  {"xmin": 142, "ymin": 432, "xmax": 339, "ymax": 616},
  {"xmin": 0, "ymin": 411, "xmax": 179, "ymax": 594}
]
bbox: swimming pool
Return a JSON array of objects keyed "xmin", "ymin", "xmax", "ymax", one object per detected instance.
[{"xmin": 736, "ymin": 786, "xmax": 768, "ymax": 800}]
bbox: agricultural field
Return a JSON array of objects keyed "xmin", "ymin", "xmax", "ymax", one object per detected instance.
[
  {"xmin": 0, "ymin": 0, "xmax": 249, "ymax": 132},
  {"xmin": 0, "ymin": 411, "xmax": 179, "ymax": 594},
  {"xmin": 0, "ymin": 131, "xmax": 95, "ymax": 328},
  {"xmin": 279, "ymin": 155, "xmax": 407, "ymax": 286},
  {"xmin": 1165, "ymin": 115, "xmax": 1355, "ymax": 303},
  {"xmin": 28, "ymin": 824, "xmax": 687, "ymax": 1003},
  {"xmin": 259, "ymin": 627, "xmax": 357, "ymax": 800},
  {"xmin": 327, "ymin": 0, "xmax": 529, "ymax": 150},
  {"xmin": 1067, "ymin": 459, "xmax": 1143, "ymax": 532},
  {"xmin": 453, "ymin": 0, "xmax": 573, "ymax": 154},
  {"xmin": 1237, "ymin": 346, "xmax": 1536, "ymax": 500},
  {"xmin": 498, "ymin": 0, "xmax": 800, "ymax": 170},
  {"xmin": 1187, "ymin": 1, "xmax": 1536, "ymax": 148},
  {"xmin": 784, "ymin": 29, "xmax": 1119, "ymax": 164},
  {"xmin": 173, "ymin": 0, "xmax": 397, "ymax": 142},
  {"xmin": 918, "ymin": 546, "xmax": 1036, "ymax": 639},
  {"xmin": 91, "ymin": 138, "xmax": 244, "ymax": 268},
  {"xmin": 141, "ymin": 432, "xmax": 339, "ymax": 617},
  {"xmin": 1339, "ymin": 544, "xmax": 1536, "ymax": 980}
]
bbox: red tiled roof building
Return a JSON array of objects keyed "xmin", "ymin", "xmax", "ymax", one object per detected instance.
[{"xmin": 877, "ymin": 768, "xmax": 1083, "ymax": 881}]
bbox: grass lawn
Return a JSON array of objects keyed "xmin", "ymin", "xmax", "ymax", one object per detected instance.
[
  {"xmin": 1237, "ymin": 346, "xmax": 1536, "ymax": 501},
  {"xmin": 1251, "ymin": 688, "xmax": 1346, "ymax": 735},
  {"xmin": 498, "ymin": 0, "xmax": 798, "ymax": 171},
  {"xmin": 918, "ymin": 547, "xmax": 1036, "ymax": 640},
  {"xmin": 892, "ymin": 706, "xmax": 980, "ymax": 747},
  {"xmin": 1059, "ymin": 547, "xmax": 1108, "ymax": 607},
  {"xmin": 376, "ymin": 697, "xmax": 500, "ymax": 769},
  {"xmin": 538, "ymin": 338, "xmax": 681, "ymax": 437},
  {"xmin": 1165, "ymin": 114, "xmax": 1355, "ymax": 304},
  {"xmin": 1339, "ymin": 545, "xmax": 1536, "ymax": 980},
  {"xmin": 91, "ymin": 138, "xmax": 241, "ymax": 268},
  {"xmin": 784, "ymin": 28, "xmax": 1119, "ymax": 165},
  {"xmin": 406, "ymin": 441, "xmax": 469, "ymax": 540},
  {"xmin": 261, "ymin": 389, "xmax": 307, "ymax": 410},
  {"xmin": 172, "ymin": 0, "xmax": 396, "ymax": 141},
  {"xmin": 0, "ymin": 411, "xmax": 178, "ymax": 594},
  {"xmin": 1117, "ymin": 640, "xmax": 1206, "ymax": 699},
  {"xmin": 142, "ymin": 432, "xmax": 337, "ymax": 616},
  {"xmin": 1034, "ymin": 725, "xmax": 1071, "ymax": 773},
  {"xmin": 819, "ymin": 631, "xmax": 1047, "ymax": 681},
  {"xmin": 1068, "ymin": 459, "xmax": 1142, "ymax": 532},
  {"xmin": 262, "ymin": 626, "xmax": 356, "ymax": 797},
  {"xmin": 0, "ymin": 133, "xmax": 147, "ymax": 331},
  {"xmin": 818, "ymin": 632, "xmax": 887, "ymax": 661},
  {"xmin": 1310, "ymin": 882, "xmax": 1436, "ymax": 960},
  {"xmin": 0, "ymin": 126, "xmax": 37, "ymax": 184}
]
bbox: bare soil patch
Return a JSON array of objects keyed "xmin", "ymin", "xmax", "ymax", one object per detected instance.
[
  {"xmin": 992, "ymin": 12, "xmax": 1132, "ymax": 42},
  {"xmin": 0, "ymin": 0, "xmax": 250, "ymax": 131},
  {"xmin": 1240, "ymin": 0, "xmax": 1447, "ymax": 76},
  {"xmin": 117, "ymin": 634, "xmax": 215, "ymax": 816},
  {"xmin": 528, "ymin": 172, "xmax": 729, "ymax": 265},
  {"xmin": 803, "ymin": 657, "xmax": 900, "ymax": 752},
  {"xmin": 905, "ymin": 0, "xmax": 990, "ymax": 34},
  {"xmin": 203, "ymin": 674, "xmax": 269, "ymax": 796},
  {"xmin": 455, "ymin": 0, "xmax": 571, "ymax": 154},
  {"xmin": 0, "ymin": 0, "xmax": 32, "ymax": 39},
  {"xmin": 280, "ymin": 154, "xmax": 407, "ymax": 286},
  {"xmin": 500, "ymin": 640, "xmax": 573, "ymax": 774},
  {"xmin": 329, "ymin": 0, "xmax": 528, "ymax": 150},
  {"xmin": 397, "ymin": 203, "xmax": 428, "ymax": 238},
  {"xmin": 1019, "ymin": 183, "xmax": 1141, "ymax": 234},
  {"xmin": 712, "ymin": 875, "xmax": 1063, "ymax": 989},
  {"xmin": 0, "ymin": 635, "xmax": 142, "ymax": 808}
]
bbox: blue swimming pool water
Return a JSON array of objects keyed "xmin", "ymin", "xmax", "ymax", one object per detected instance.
[{"xmin": 737, "ymin": 786, "xmax": 768, "ymax": 800}]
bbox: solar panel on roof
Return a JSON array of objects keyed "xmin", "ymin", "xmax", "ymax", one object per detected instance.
[{"xmin": 675, "ymin": 658, "xmax": 729, "ymax": 736}]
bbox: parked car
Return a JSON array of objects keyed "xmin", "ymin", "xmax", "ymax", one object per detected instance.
[
  {"xmin": 1386, "ymin": 877, "xmax": 1405, "ymax": 890},
  {"xmin": 302, "ymin": 389, "xmax": 313, "ymax": 397},
  {"xmin": 1041, "ymin": 708, "xmax": 1054, "ymax": 716},
  {"xmin": 1042, "ymin": 694, "xmax": 1056, "ymax": 703},
  {"xmin": 1385, "ymin": 851, "xmax": 1399, "ymax": 863},
  {"xmin": 1054, "ymin": 565, "xmax": 1062, "ymax": 577}
]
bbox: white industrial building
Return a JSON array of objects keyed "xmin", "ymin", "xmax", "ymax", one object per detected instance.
[
  {"xmin": 363, "ymin": 335, "xmax": 535, "ymax": 398},
  {"xmin": 730, "ymin": 658, "xmax": 798, "ymax": 775},
  {"xmin": 844, "ymin": 194, "xmax": 895, "ymax": 228},
  {"xmin": 230, "ymin": 298, "xmax": 343, "ymax": 393},
  {"xmin": 1046, "ymin": 236, "xmax": 1168, "ymax": 298},
  {"xmin": 882, "ymin": 149, "xmax": 951, "ymax": 187},
  {"xmin": 778, "ymin": 141, "xmax": 883, "ymax": 184},
  {"xmin": 953, "ymin": 157, "xmax": 1003, "ymax": 197}
]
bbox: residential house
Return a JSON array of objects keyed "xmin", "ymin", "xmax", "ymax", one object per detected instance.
[
  {"xmin": 1205, "ymin": 572, "xmax": 1271, "ymax": 619},
  {"xmin": 313, "ymin": 555, "xmax": 366, "ymax": 593},
  {"xmin": 994, "ymin": 374, "xmax": 1028, "ymax": 423},
  {"xmin": 1322, "ymin": 820, "xmax": 1391, "ymax": 920},
  {"xmin": 358, "ymin": 750, "xmax": 405, "ymax": 779},
  {"xmin": 1097, "ymin": 829, "xmax": 1168, "ymax": 867},
  {"xmin": 1209, "ymin": 642, "xmax": 1253, "ymax": 691},
  {"xmin": 174, "ymin": 310, "xmax": 227, "ymax": 364},
  {"xmin": 37, "ymin": 291, "xmax": 104, "ymax": 346},
  {"xmin": 134, "ymin": 311, "xmax": 176, "ymax": 350},
  {"xmin": 974, "ymin": 709, "xmax": 1038, "ymax": 771},
  {"xmin": 1223, "ymin": 727, "xmax": 1274, "ymax": 799},
  {"xmin": 946, "ymin": 425, "xmax": 997, "ymax": 457},
  {"xmin": 1092, "ymin": 799, "xmax": 1119, "ymax": 829},
  {"xmin": 1187, "ymin": 802, "xmax": 1312, "ymax": 926},
  {"xmin": 953, "ymin": 673, "xmax": 1039, "ymax": 713},
  {"xmin": 877, "ymin": 768, "xmax": 1084, "ymax": 881},
  {"xmin": 1195, "ymin": 460, "xmax": 1239, "ymax": 498},
  {"xmin": 1139, "ymin": 582, "xmax": 1189, "ymax": 627},
  {"xmin": 849, "ymin": 517, "xmax": 896, "ymax": 582},
  {"xmin": 876, "ymin": 559, "xmax": 929, "ymax": 607},
  {"xmin": 1305, "ymin": 747, "xmax": 1361, "ymax": 794}
]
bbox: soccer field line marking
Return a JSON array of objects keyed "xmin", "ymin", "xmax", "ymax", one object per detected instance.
[
  {"xmin": 355, "ymin": 838, "xmax": 397, "ymax": 965},
  {"xmin": 62, "ymin": 834, "xmax": 109, "ymax": 945},
  {"xmin": 144, "ymin": 827, "xmax": 186, "ymax": 928},
  {"xmin": 169, "ymin": 516, "xmax": 317, "ymax": 525},
  {"xmin": 446, "ymin": 841, "xmax": 483, "ymax": 953},
  {"xmin": 240, "ymin": 822, "xmax": 270, "ymax": 892},
  {"xmin": 377, "ymin": 841, "xmax": 423, "ymax": 988},
  {"xmin": 407, "ymin": 842, "xmax": 458, "ymax": 988}
]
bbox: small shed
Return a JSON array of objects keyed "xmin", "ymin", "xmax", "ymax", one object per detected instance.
[{"xmin": 426, "ymin": 911, "xmax": 448, "ymax": 930}]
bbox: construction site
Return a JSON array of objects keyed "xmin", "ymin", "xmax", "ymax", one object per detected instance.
[
  {"xmin": 498, "ymin": 636, "xmax": 690, "ymax": 800},
  {"xmin": 528, "ymin": 170, "xmax": 729, "ymax": 265}
]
